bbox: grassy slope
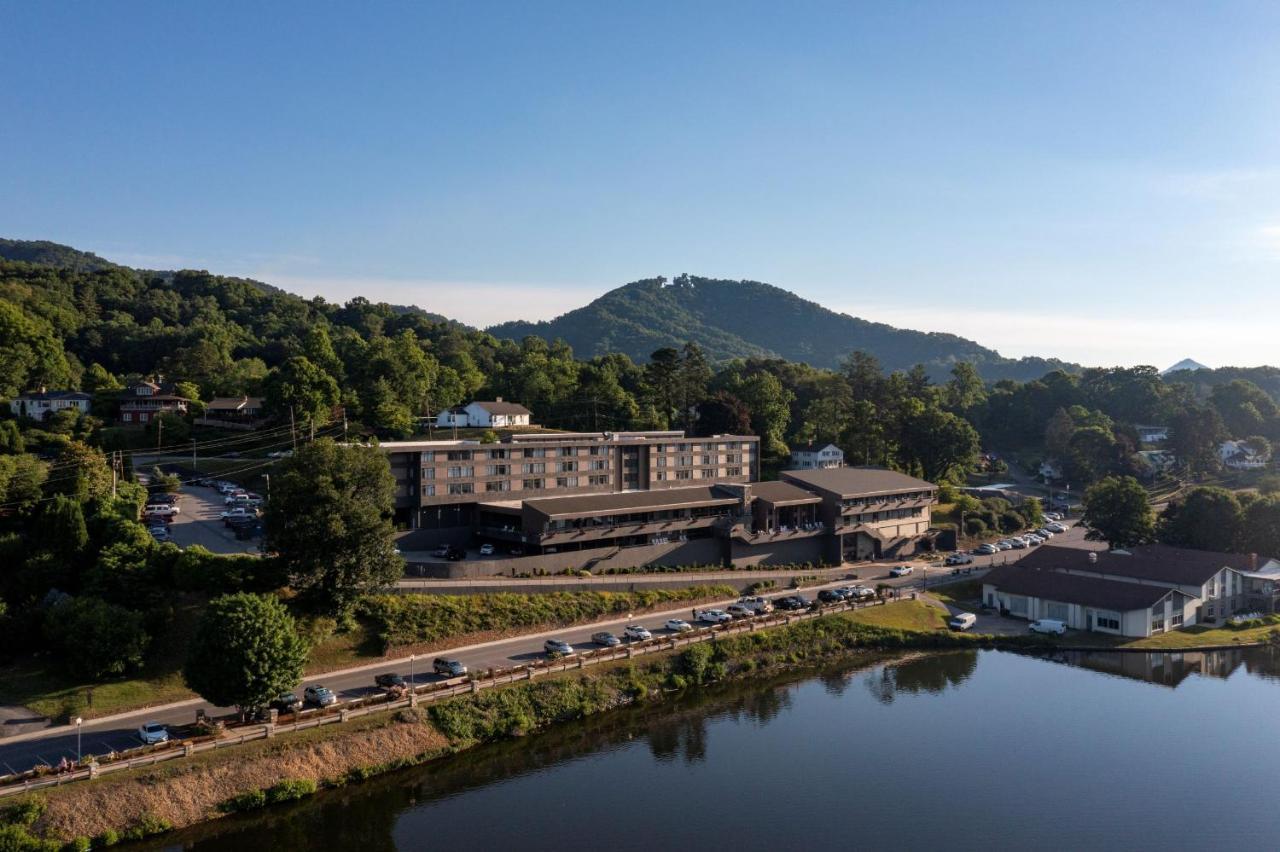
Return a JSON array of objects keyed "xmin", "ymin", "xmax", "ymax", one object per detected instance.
[{"xmin": 847, "ymin": 600, "xmax": 950, "ymax": 632}]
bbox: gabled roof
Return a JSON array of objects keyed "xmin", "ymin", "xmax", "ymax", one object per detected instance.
[
  {"xmin": 782, "ymin": 466, "xmax": 935, "ymax": 498},
  {"xmin": 15, "ymin": 390, "xmax": 91, "ymax": 401},
  {"xmin": 983, "ymin": 563, "xmax": 1190, "ymax": 611},
  {"xmin": 791, "ymin": 442, "xmax": 841, "ymax": 455},
  {"xmin": 469, "ymin": 400, "xmax": 532, "ymax": 416},
  {"xmin": 206, "ymin": 396, "xmax": 264, "ymax": 411},
  {"xmin": 1019, "ymin": 543, "xmax": 1256, "ymax": 587}
]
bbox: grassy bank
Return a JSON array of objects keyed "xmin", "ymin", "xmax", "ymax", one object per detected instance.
[
  {"xmin": 17, "ymin": 601, "xmax": 976, "ymax": 845},
  {"xmin": 1120, "ymin": 619, "xmax": 1280, "ymax": 650}
]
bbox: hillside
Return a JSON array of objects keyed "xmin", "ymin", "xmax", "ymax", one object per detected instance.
[
  {"xmin": 1163, "ymin": 358, "xmax": 1211, "ymax": 375},
  {"xmin": 489, "ymin": 275, "xmax": 1077, "ymax": 380},
  {"xmin": 0, "ymin": 238, "xmax": 120, "ymax": 273}
]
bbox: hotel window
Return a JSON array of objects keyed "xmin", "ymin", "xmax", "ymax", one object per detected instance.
[
  {"xmin": 677, "ymin": 455, "xmax": 693, "ymax": 467},
  {"xmin": 590, "ymin": 460, "xmax": 609, "ymax": 471},
  {"xmin": 589, "ymin": 474, "xmax": 609, "ymax": 486},
  {"xmin": 726, "ymin": 467, "xmax": 742, "ymax": 477},
  {"xmin": 485, "ymin": 481, "xmax": 510, "ymax": 492},
  {"xmin": 422, "ymin": 451, "xmax": 435, "ymax": 462},
  {"xmin": 524, "ymin": 463, "xmax": 546, "ymax": 474},
  {"xmin": 727, "ymin": 454, "xmax": 741, "ymax": 464},
  {"xmin": 589, "ymin": 446, "xmax": 604, "ymax": 456},
  {"xmin": 446, "ymin": 466, "xmax": 473, "ymax": 478},
  {"xmin": 447, "ymin": 450, "xmax": 472, "ymax": 461},
  {"xmin": 676, "ymin": 470, "xmax": 692, "ymax": 480},
  {"xmin": 656, "ymin": 456, "xmax": 666, "ymax": 467},
  {"xmin": 447, "ymin": 483, "xmax": 474, "ymax": 495},
  {"xmin": 526, "ymin": 448, "xmax": 546, "ymax": 458},
  {"xmin": 559, "ymin": 461, "xmax": 577, "ymax": 472},
  {"xmin": 556, "ymin": 476, "xmax": 579, "ymax": 488},
  {"xmin": 488, "ymin": 449, "xmax": 508, "ymax": 459},
  {"xmin": 486, "ymin": 465, "xmax": 509, "ymax": 476},
  {"xmin": 655, "ymin": 471, "xmax": 666, "ymax": 481},
  {"xmin": 559, "ymin": 447, "xmax": 575, "ymax": 457},
  {"xmin": 422, "ymin": 468, "xmax": 435, "ymax": 479},
  {"xmin": 423, "ymin": 484, "xmax": 435, "ymax": 497},
  {"xmin": 523, "ymin": 478, "xmax": 544, "ymax": 490}
]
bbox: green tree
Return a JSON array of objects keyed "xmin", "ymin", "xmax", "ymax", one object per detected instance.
[
  {"xmin": 34, "ymin": 495, "xmax": 88, "ymax": 567},
  {"xmin": 897, "ymin": 405, "xmax": 980, "ymax": 483},
  {"xmin": 1158, "ymin": 487, "xmax": 1244, "ymax": 553},
  {"xmin": 944, "ymin": 362, "xmax": 987, "ymax": 415},
  {"xmin": 0, "ymin": 420, "xmax": 23, "ymax": 455},
  {"xmin": 1211, "ymin": 379, "xmax": 1279, "ymax": 437},
  {"xmin": 732, "ymin": 371, "xmax": 793, "ymax": 456},
  {"xmin": 0, "ymin": 455, "xmax": 48, "ymax": 511},
  {"xmin": 45, "ymin": 597, "xmax": 150, "ymax": 679},
  {"xmin": 184, "ymin": 593, "xmax": 309, "ymax": 717},
  {"xmin": 48, "ymin": 441, "xmax": 113, "ymax": 502},
  {"xmin": 0, "ymin": 300, "xmax": 74, "ymax": 398},
  {"xmin": 1082, "ymin": 476, "xmax": 1155, "ymax": 548},
  {"xmin": 1168, "ymin": 406, "xmax": 1226, "ymax": 476},
  {"xmin": 266, "ymin": 356, "xmax": 340, "ymax": 428},
  {"xmin": 263, "ymin": 439, "xmax": 402, "ymax": 614},
  {"xmin": 1020, "ymin": 497, "xmax": 1045, "ymax": 528},
  {"xmin": 1241, "ymin": 495, "xmax": 1280, "ymax": 559}
]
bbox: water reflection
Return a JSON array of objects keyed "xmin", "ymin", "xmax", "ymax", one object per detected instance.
[
  {"xmin": 862, "ymin": 651, "xmax": 979, "ymax": 704},
  {"xmin": 1048, "ymin": 645, "xmax": 1280, "ymax": 688}
]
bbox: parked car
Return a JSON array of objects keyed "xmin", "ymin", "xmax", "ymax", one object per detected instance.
[
  {"xmin": 949, "ymin": 612, "xmax": 978, "ymax": 631},
  {"xmin": 697, "ymin": 609, "xmax": 733, "ymax": 624},
  {"xmin": 478, "ymin": 543, "xmax": 495, "ymax": 556},
  {"xmin": 773, "ymin": 595, "xmax": 809, "ymax": 611},
  {"xmin": 945, "ymin": 553, "xmax": 974, "ymax": 566},
  {"xmin": 375, "ymin": 673, "xmax": 407, "ymax": 692},
  {"xmin": 432, "ymin": 544, "xmax": 451, "ymax": 557},
  {"xmin": 1029, "ymin": 619, "xmax": 1067, "ymax": 635},
  {"xmin": 1036, "ymin": 528, "xmax": 1055, "ymax": 539},
  {"xmin": 974, "ymin": 543, "xmax": 999, "ymax": 555},
  {"xmin": 665, "ymin": 619, "xmax": 693, "ymax": 632},
  {"xmin": 1025, "ymin": 533, "xmax": 1046, "ymax": 544},
  {"xmin": 1007, "ymin": 538, "xmax": 1028, "ymax": 549},
  {"xmin": 270, "ymin": 692, "xmax": 303, "ymax": 713},
  {"xmin": 445, "ymin": 546, "xmax": 465, "ymax": 561},
  {"xmin": 736, "ymin": 596, "xmax": 773, "ymax": 614},
  {"xmin": 817, "ymin": 589, "xmax": 846, "ymax": 604},
  {"xmin": 1045, "ymin": 522, "xmax": 1068, "ymax": 534},
  {"xmin": 889, "ymin": 565, "xmax": 914, "ymax": 577},
  {"xmin": 544, "ymin": 639, "xmax": 575, "ymax": 656},
  {"xmin": 1045, "ymin": 511, "xmax": 1063, "ymax": 521},
  {"xmin": 994, "ymin": 540, "xmax": 1013, "ymax": 551},
  {"xmin": 144, "ymin": 504, "xmax": 179, "ymax": 517},
  {"xmin": 137, "ymin": 722, "xmax": 169, "ymax": 744},
  {"xmin": 433, "ymin": 658, "xmax": 468, "ymax": 677},
  {"xmin": 304, "ymin": 685, "xmax": 338, "ymax": 707},
  {"xmin": 591, "ymin": 631, "xmax": 622, "ymax": 647},
  {"xmin": 624, "ymin": 624, "xmax": 653, "ymax": 641},
  {"xmin": 221, "ymin": 507, "xmax": 258, "ymax": 522},
  {"xmin": 148, "ymin": 493, "xmax": 179, "ymax": 505},
  {"xmin": 842, "ymin": 585, "xmax": 875, "ymax": 600},
  {"xmin": 148, "ymin": 525, "xmax": 171, "ymax": 542},
  {"xmin": 726, "ymin": 603, "xmax": 757, "ymax": 618}
]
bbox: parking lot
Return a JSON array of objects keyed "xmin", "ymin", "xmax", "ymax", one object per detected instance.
[{"xmin": 165, "ymin": 484, "xmax": 261, "ymax": 555}]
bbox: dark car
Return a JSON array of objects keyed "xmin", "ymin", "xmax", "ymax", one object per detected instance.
[
  {"xmin": 445, "ymin": 546, "xmax": 465, "ymax": 561},
  {"xmin": 433, "ymin": 658, "xmax": 468, "ymax": 677},
  {"xmin": 375, "ymin": 673, "xmax": 408, "ymax": 691},
  {"xmin": 774, "ymin": 595, "xmax": 807, "ymax": 611},
  {"xmin": 270, "ymin": 692, "xmax": 303, "ymax": 713},
  {"xmin": 818, "ymin": 589, "xmax": 846, "ymax": 604}
]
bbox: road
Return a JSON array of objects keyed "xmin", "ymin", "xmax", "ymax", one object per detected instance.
[{"xmin": 0, "ymin": 524, "xmax": 1087, "ymax": 776}]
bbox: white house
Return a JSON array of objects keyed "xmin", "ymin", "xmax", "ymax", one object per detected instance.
[
  {"xmin": 1134, "ymin": 424, "xmax": 1170, "ymax": 444},
  {"xmin": 1219, "ymin": 440, "xmax": 1269, "ymax": 471},
  {"xmin": 788, "ymin": 442, "xmax": 844, "ymax": 470},
  {"xmin": 1038, "ymin": 459, "xmax": 1063, "ymax": 480},
  {"xmin": 436, "ymin": 399, "xmax": 533, "ymax": 429},
  {"xmin": 8, "ymin": 389, "xmax": 92, "ymax": 419}
]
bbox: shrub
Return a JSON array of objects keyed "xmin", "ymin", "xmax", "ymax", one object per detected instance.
[
  {"xmin": 218, "ymin": 789, "xmax": 268, "ymax": 813},
  {"xmin": 265, "ymin": 778, "xmax": 318, "ymax": 804},
  {"xmin": 999, "ymin": 511, "xmax": 1026, "ymax": 533},
  {"xmin": 92, "ymin": 830, "xmax": 119, "ymax": 848},
  {"xmin": 963, "ymin": 518, "xmax": 987, "ymax": 536},
  {"xmin": 61, "ymin": 838, "xmax": 91, "ymax": 852}
]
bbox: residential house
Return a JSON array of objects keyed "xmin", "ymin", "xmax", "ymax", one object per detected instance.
[
  {"xmin": 982, "ymin": 562, "xmax": 1197, "ymax": 638},
  {"xmin": 789, "ymin": 442, "xmax": 844, "ymax": 470},
  {"xmin": 8, "ymin": 389, "xmax": 91, "ymax": 419},
  {"xmin": 118, "ymin": 380, "xmax": 189, "ymax": 426},
  {"xmin": 1219, "ymin": 440, "xmax": 1269, "ymax": 471},
  {"xmin": 1038, "ymin": 459, "xmax": 1063, "ymax": 480},
  {"xmin": 436, "ymin": 399, "xmax": 533, "ymax": 429},
  {"xmin": 200, "ymin": 396, "xmax": 265, "ymax": 428},
  {"xmin": 1134, "ymin": 424, "xmax": 1170, "ymax": 445}
]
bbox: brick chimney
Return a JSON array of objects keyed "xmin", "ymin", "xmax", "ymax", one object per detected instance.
[{"xmin": 1251, "ymin": 552, "xmax": 1259, "ymax": 570}]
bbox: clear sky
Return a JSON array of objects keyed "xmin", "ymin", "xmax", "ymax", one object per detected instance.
[{"xmin": 3, "ymin": 1, "xmax": 1279, "ymax": 369}]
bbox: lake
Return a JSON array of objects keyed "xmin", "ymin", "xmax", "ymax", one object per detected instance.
[{"xmin": 145, "ymin": 648, "xmax": 1280, "ymax": 851}]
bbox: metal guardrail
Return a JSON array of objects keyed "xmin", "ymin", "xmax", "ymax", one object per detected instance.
[{"xmin": 0, "ymin": 596, "xmax": 887, "ymax": 798}]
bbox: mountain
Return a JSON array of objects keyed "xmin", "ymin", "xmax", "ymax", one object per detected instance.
[
  {"xmin": 0, "ymin": 238, "xmax": 120, "ymax": 273},
  {"xmin": 1162, "ymin": 358, "xmax": 1211, "ymax": 375},
  {"xmin": 488, "ymin": 275, "xmax": 1077, "ymax": 381}
]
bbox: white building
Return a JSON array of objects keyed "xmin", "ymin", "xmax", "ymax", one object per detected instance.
[
  {"xmin": 1219, "ymin": 440, "xmax": 1269, "ymax": 471},
  {"xmin": 8, "ymin": 389, "xmax": 92, "ymax": 419},
  {"xmin": 1134, "ymin": 424, "xmax": 1170, "ymax": 444},
  {"xmin": 436, "ymin": 399, "xmax": 533, "ymax": 429},
  {"xmin": 789, "ymin": 442, "xmax": 844, "ymax": 470}
]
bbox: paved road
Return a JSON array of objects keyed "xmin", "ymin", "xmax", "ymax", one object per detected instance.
[
  {"xmin": 0, "ymin": 524, "xmax": 1087, "ymax": 775},
  {"xmin": 166, "ymin": 484, "xmax": 260, "ymax": 555}
]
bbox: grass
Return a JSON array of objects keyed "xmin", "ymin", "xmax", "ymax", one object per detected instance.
[
  {"xmin": 930, "ymin": 579, "xmax": 983, "ymax": 609},
  {"xmin": 847, "ymin": 600, "xmax": 950, "ymax": 632},
  {"xmin": 0, "ymin": 663, "xmax": 194, "ymax": 724},
  {"xmin": 1120, "ymin": 622, "xmax": 1280, "ymax": 650}
]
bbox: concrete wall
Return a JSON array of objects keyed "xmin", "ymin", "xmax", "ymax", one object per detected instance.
[
  {"xmin": 729, "ymin": 536, "xmax": 826, "ymax": 567},
  {"xmin": 407, "ymin": 537, "xmax": 725, "ymax": 579}
]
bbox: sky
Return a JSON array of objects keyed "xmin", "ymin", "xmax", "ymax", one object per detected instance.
[{"xmin": 3, "ymin": 1, "xmax": 1280, "ymax": 369}]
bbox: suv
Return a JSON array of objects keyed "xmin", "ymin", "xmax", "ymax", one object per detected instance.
[
  {"xmin": 270, "ymin": 692, "xmax": 303, "ymax": 713},
  {"xmin": 304, "ymin": 685, "xmax": 338, "ymax": 707},
  {"xmin": 726, "ymin": 603, "xmax": 756, "ymax": 618},
  {"xmin": 591, "ymin": 632, "xmax": 621, "ymax": 647},
  {"xmin": 144, "ymin": 503, "xmax": 180, "ymax": 517},
  {"xmin": 623, "ymin": 624, "xmax": 652, "ymax": 641},
  {"xmin": 773, "ymin": 595, "xmax": 808, "ymax": 611},
  {"xmin": 433, "ymin": 658, "xmax": 468, "ymax": 677},
  {"xmin": 736, "ymin": 596, "xmax": 773, "ymax": 614},
  {"xmin": 945, "ymin": 553, "xmax": 974, "ymax": 566},
  {"xmin": 889, "ymin": 565, "xmax": 914, "ymax": 577},
  {"xmin": 817, "ymin": 589, "xmax": 846, "ymax": 604},
  {"xmin": 696, "ymin": 609, "xmax": 732, "ymax": 624}
]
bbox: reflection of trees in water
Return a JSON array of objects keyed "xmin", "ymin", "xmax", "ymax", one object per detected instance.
[
  {"xmin": 864, "ymin": 651, "xmax": 978, "ymax": 705},
  {"xmin": 820, "ymin": 670, "xmax": 853, "ymax": 697},
  {"xmin": 647, "ymin": 685, "xmax": 793, "ymax": 763}
]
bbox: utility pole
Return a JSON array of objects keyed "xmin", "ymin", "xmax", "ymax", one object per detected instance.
[
  {"xmin": 111, "ymin": 450, "xmax": 118, "ymax": 498},
  {"xmin": 192, "ymin": 440, "xmax": 197, "ymax": 473},
  {"xmin": 156, "ymin": 416, "xmax": 163, "ymax": 450},
  {"xmin": 290, "ymin": 407, "xmax": 298, "ymax": 451}
]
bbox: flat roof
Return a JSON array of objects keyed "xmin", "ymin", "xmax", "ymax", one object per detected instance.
[
  {"xmin": 523, "ymin": 486, "xmax": 739, "ymax": 519},
  {"xmin": 984, "ymin": 564, "xmax": 1189, "ymax": 612},
  {"xmin": 1020, "ymin": 543, "xmax": 1258, "ymax": 587},
  {"xmin": 375, "ymin": 440, "xmax": 476, "ymax": 450},
  {"xmin": 751, "ymin": 481, "xmax": 822, "ymax": 506},
  {"xmin": 781, "ymin": 466, "xmax": 935, "ymax": 497}
]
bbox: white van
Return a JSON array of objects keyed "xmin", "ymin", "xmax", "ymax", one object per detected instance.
[
  {"xmin": 948, "ymin": 612, "xmax": 977, "ymax": 631},
  {"xmin": 1028, "ymin": 619, "xmax": 1067, "ymax": 635}
]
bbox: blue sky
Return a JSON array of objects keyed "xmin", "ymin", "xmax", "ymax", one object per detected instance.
[{"xmin": 3, "ymin": 1, "xmax": 1279, "ymax": 368}]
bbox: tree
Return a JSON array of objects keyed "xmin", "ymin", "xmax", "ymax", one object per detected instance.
[
  {"xmin": 694, "ymin": 392, "xmax": 751, "ymax": 436},
  {"xmin": 1211, "ymin": 379, "xmax": 1279, "ymax": 438},
  {"xmin": 1082, "ymin": 476, "xmax": 1154, "ymax": 548},
  {"xmin": 1020, "ymin": 497, "xmax": 1045, "ymax": 528},
  {"xmin": 48, "ymin": 441, "xmax": 113, "ymax": 502},
  {"xmin": 944, "ymin": 362, "xmax": 987, "ymax": 415},
  {"xmin": 897, "ymin": 406, "xmax": 981, "ymax": 483},
  {"xmin": 184, "ymin": 593, "xmax": 309, "ymax": 716},
  {"xmin": 732, "ymin": 371, "xmax": 793, "ymax": 456},
  {"xmin": 263, "ymin": 439, "xmax": 402, "ymax": 614},
  {"xmin": 1168, "ymin": 406, "xmax": 1226, "ymax": 476},
  {"xmin": 1240, "ymin": 495, "xmax": 1280, "ymax": 559},
  {"xmin": 0, "ymin": 420, "xmax": 23, "ymax": 455},
  {"xmin": 145, "ymin": 411, "xmax": 191, "ymax": 446},
  {"xmin": 0, "ymin": 454, "xmax": 47, "ymax": 512},
  {"xmin": 45, "ymin": 597, "xmax": 150, "ymax": 679},
  {"xmin": 1158, "ymin": 487, "xmax": 1244, "ymax": 553},
  {"xmin": 265, "ymin": 356, "xmax": 339, "ymax": 428},
  {"xmin": 674, "ymin": 342, "xmax": 712, "ymax": 432},
  {"xmin": 34, "ymin": 495, "xmax": 88, "ymax": 567}
]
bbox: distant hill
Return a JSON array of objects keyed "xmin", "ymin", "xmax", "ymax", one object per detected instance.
[
  {"xmin": 0, "ymin": 238, "xmax": 120, "ymax": 273},
  {"xmin": 1162, "ymin": 358, "xmax": 1211, "ymax": 375},
  {"xmin": 488, "ymin": 275, "xmax": 1077, "ymax": 381}
]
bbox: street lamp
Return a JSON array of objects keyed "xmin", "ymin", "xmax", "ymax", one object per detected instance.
[
  {"xmin": 409, "ymin": 654, "xmax": 415, "ymax": 687},
  {"xmin": 74, "ymin": 717, "xmax": 82, "ymax": 763}
]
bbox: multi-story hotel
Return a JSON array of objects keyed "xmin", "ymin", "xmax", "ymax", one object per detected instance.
[{"xmin": 382, "ymin": 428, "xmax": 936, "ymax": 576}]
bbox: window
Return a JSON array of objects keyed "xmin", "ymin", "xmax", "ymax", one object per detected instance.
[
  {"xmin": 526, "ymin": 448, "xmax": 545, "ymax": 458},
  {"xmin": 524, "ymin": 463, "xmax": 545, "ymax": 474},
  {"xmin": 590, "ymin": 460, "xmax": 608, "ymax": 471},
  {"xmin": 423, "ymin": 484, "xmax": 435, "ymax": 496},
  {"xmin": 677, "ymin": 455, "xmax": 693, "ymax": 467},
  {"xmin": 675, "ymin": 470, "xmax": 692, "ymax": 480},
  {"xmin": 655, "ymin": 471, "xmax": 666, "ymax": 481},
  {"xmin": 726, "ymin": 467, "xmax": 742, "ymax": 477},
  {"xmin": 486, "ymin": 464, "xmax": 509, "ymax": 476},
  {"xmin": 422, "ymin": 451, "xmax": 435, "ymax": 462},
  {"xmin": 589, "ymin": 474, "xmax": 609, "ymax": 486},
  {"xmin": 446, "ymin": 450, "xmax": 471, "ymax": 461},
  {"xmin": 556, "ymin": 476, "xmax": 579, "ymax": 488},
  {"xmin": 559, "ymin": 447, "xmax": 575, "ymax": 457},
  {"xmin": 656, "ymin": 456, "xmax": 667, "ymax": 467},
  {"xmin": 523, "ymin": 478, "xmax": 544, "ymax": 490},
  {"xmin": 422, "ymin": 468, "xmax": 435, "ymax": 479},
  {"xmin": 484, "ymin": 481, "xmax": 510, "ymax": 492},
  {"xmin": 447, "ymin": 483, "xmax": 474, "ymax": 495},
  {"xmin": 559, "ymin": 461, "xmax": 577, "ymax": 472},
  {"xmin": 446, "ymin": 466, "xmax": 474, "ymax": 478},
  {"xmin": 488, "ymin": 449, "xmax": 508, "ymax": 459},
  {"xmin": 727, "ymin": 453, "xmax": 741, "ymax": 464},
  {"xmin": 1172, "ymin": 613, "xmax": 1183, "ymax": 626},
  {"xmin": 1095, "ymin": 615, "xmax": 1120, "ymax": 630}
]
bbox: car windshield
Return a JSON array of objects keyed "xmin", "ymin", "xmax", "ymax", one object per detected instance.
[{"xmin": 143, "ymin": 723, "xmax": 163, "ymax": 732}]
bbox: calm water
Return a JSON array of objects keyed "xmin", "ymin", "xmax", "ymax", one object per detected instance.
[{"xmin": 147, "ymin": 648, "xmax": 1280, "ymax": 851}]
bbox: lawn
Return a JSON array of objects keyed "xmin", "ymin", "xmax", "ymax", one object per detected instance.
[
  {"xmin": 929, "ymin": 579, "xmax": 983, "ymax": 608},
  {"xmin": 1120, "ymin": 622, "xmax": 1280, "ymax": 650},
  {"xmin": 0, "ymin": 663, "xmax": 194, "ymax": 724},
  {"xmin": 848, "ymin": 600, "xmax": 950, "ymax": 632}
]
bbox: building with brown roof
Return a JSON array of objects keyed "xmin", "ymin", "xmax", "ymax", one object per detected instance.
[
  {"xmin": 118, "ymin": 380, "xmax": 189, "ymax": 426},
  {"xmin": 781, "ymin": 466, "xmax": 938, "ymax": 561}
]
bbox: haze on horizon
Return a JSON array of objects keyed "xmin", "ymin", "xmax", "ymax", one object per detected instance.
[{"xmin": 3, "ymin": 1, "xmax": 1279, "ymax": 370}]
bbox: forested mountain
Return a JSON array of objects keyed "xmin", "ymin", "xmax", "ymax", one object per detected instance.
[
  {"xmin": 0, "ymin": 238, "xmax": 120, "ymax": 272},
  {"xmin": 487, "ymin": 274, "xmax": 1078, "ymax": 381}
]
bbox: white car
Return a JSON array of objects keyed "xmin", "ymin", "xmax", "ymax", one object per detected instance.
[
  {"xmin": 137, "ymin": 722, "xmax": 169, "ymax": 744},
  {"xmin": 944, "ymin": 553, "xmax": 974, "ymax": 566},
  {"xmin": 665, "ymin": 619, "xmax": 694, "ymax": 632},
  {"xmin": 544, "ymin": 639, "xmax": 575, "ymax": 656},
  {"xmin": 1045, "ymin": 512, "xmax": 1064, "ymax": 521},
  {"xmin": 1036, "ymin": 528, "xmax": 1055, "ymax": 539},
  {"xmin": 221, "ymin": 507, "xmax": 257, "ymax": 521},
  {"xmin": 994, "ymin": 540, "xmax": 1014, "ymax": 551},
  {"xmin": 889, "ymin": 565, "xmax": 914, "ymax": 577},
  {"xmin": 1045, "ymin": 522, "xmax": 1068, "ymax": 534},
  {"xmin": 144, "ymin": 504, "xmax": 179, "ymax": 517},
  {"xmin": 304, "ymin": 685, "xmax": 338, "ymax": 706},
  {"xmin": 736, "ymin": 596, "xmax": 773, "ymax": 614},
  {"xmin": 478, "ymin": 543, "xmax": 495, "ymax": 556},
  {"xmin": 1006, "ymin": 538, "xmax": 1028, "ymax": 549},
  {"xmin": 846, "ymin": 585, "xmax": 876, "ymax": 599},
  {"xmin": 974, "ymin": 543, "xmax": 999, "ymax": 555},
  {"xmin": 697, "ymin": 609, "xmax": 732, "ymax": 624},
  {"xmin": 623, "ymin": 624, "xmax": 652, "ymax": 641},
  {"xmin": 1029, "ymin": 619, "xmax": 1067, "ymax": 635}
]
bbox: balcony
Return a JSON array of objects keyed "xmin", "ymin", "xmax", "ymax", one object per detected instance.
[
  {"xmin": 733, "ymin": 523, "xmax": 827, "ymax": 543},
  {"xmin": 537, "ymin": 515, "xmax": 725, "ymax": 547}
]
